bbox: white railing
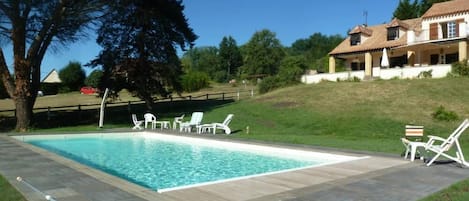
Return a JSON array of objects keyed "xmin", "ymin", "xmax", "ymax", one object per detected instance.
[
  {"xmin": 378, "ymin": 65, "xmax": 451, "ymax": 79},
  {"xmin": 409, "ymin": 23, "xmax": 469, "ymax": 43},
  {"xmin": 301, "ymin": 71, "xmax": 365, "ymax": 84},
  {"xmin": 301, "ymin": 64, "xmax": 451, "ymax": 84}
]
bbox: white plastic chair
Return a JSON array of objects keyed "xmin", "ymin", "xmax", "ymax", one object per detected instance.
[
  {"xmin": 401, "ymin": 138, "xmax": 426, "ymax": 161},
  {"xmin": 401, "ymin": 125, "xmax": 425, "ymax": 161},
  {"xmin": 143, "ymin": 113, "xmax": 157, "ymax": 129},
  {"xmin": 197, "ymin": 114, "xmax": 234, "ymax": 135},
  {"xmin": 425, "ymin": 119, "xmax": 469, "ymax": 167},
  {"xmin": 180, "ymin": 112, "xmax": 203, "ymax": 132},
  {"xmin": 173, "ymin": 114, "xmax": 185, "ymax": 130},
  {"xmin": 131, "ymin": 114, "xmax": 143, "ymax": 130}
]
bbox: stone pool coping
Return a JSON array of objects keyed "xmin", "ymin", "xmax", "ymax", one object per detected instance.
[{"xmin": 1, "ymin": 131, "xmax": 468, "ymax": 201}]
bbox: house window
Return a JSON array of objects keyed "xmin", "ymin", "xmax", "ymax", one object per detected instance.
[
  {"xmin": 430, "ymin": 54, "xmax": 439, "ymax": 65},
  {"xmin": 390, "ymin": 55, "xmax": 407, "ymax": 68},
  {"xmin": 387, "ymin": 27, "xmax": 399, "ymax": 41},
  {"xmin": 350, "ymin": 33, "xmax": 360, "ymax": 46},
  {"xmin": 448, "ymin": 21, "xmax": 456, "ymax": 38},
  {"xmin": 441, "ymin": 21, "xmax": 457, "ymax": 39},
  {"xmin": 351, "ymin": 62, "xmax": 365, "ymax": 71},
  {"xmin": 446, "ymin": 53, "xmax": 458, "ymax": 64}
]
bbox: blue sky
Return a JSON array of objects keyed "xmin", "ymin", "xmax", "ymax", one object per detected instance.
[{"xmin": 4, "ymin": 0, "xmax": 399, "ymax": 79}]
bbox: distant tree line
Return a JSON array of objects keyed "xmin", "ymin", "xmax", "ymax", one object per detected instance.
[
  {"xmin": 393, "ymin": 0, "xmax": 449, "ymax": 20},
  {"xmin": 181, "ymin": 30, "xmax": 345, "ymax": 93}
]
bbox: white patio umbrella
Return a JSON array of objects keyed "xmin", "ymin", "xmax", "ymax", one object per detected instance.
[{"xmin": 381, "ymin": 48, "xmax": 390, "ymax": 68}]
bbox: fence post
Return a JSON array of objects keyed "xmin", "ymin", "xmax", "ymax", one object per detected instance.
[
  {"xmin": 47, "ymin": 107, "xmax": 51, "ymax": 121},
  {"xmin": 206, "ymin": 94, "xmax": 209, "ymax": 100},
  {"xmin": 127, "ymin": 101, "xmax": 131, "ymax": 114},
  {"xmin": 251, "ymin": 89, "xmax": 254, "ymax": 97},
  {"xmin": 78, "ymin": 104, "xmax": 82, "ymax": 121},
  {"xmin": 237, "ymin": 90, "xmax": 240, "ymax": 101},
  {"xmin": 222, "ymin": 93, "xmax": 225, "ymax": 100},
  {"xmin": 189, "ymin": 95, "xmax": 192, "ymax": 101}
]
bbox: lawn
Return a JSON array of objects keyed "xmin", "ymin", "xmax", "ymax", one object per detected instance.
[
  {"xmin": 1, "ymin": 77, "xmax": 469, "ymax": 200},
  {"xmin": 0, "ymin": 175, "xmax": 26, "ymax": 201}
]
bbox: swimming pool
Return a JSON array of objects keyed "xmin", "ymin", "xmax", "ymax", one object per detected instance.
[{"xmin": 14, "ymin": 132, "xmax": 362, "ymax": 192}]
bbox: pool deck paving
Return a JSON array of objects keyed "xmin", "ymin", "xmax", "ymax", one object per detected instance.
[{"xmin": 1, "ymin": 132, "xmax": 468, "ymax": 201}]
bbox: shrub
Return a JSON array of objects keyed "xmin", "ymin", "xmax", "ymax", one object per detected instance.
[
  {"xmin": 59, "ymin": 61, "xmax": 86, "ymax": 92},
  {"xmin": 258, "ymin": 76, "xmax": 281, "ymax": 94},
  {"xmin": 278, "ymin": 56, "xmax": 307, "ymax": 84},
  {"xmin": 452, "ymin": 59, "xmax": 469, "ymax": 76},
  {"xmin": 85, "ymin": 70, "xmax": 103, "ymax": 87},
  {"xmin": 418, "ymin": 70, "xmax": 432, "ymax": 78},
  {"xmin": 181, "ymin": 71, "xmax": 210, "ymax": 92},
  {"xmin": 40, "ymin": 83, "xmax": 59, "ymax": 95},
  {"xmin": 0, "ymin": 82, "xmax": 9, "ymax": 99},
  {"xmin": 346, "ymin": 76, "xmax": 361, "ymax": 82},
  {"xmin": 432, "ymin": 105, "xmax": 458, "ymax": 121}
]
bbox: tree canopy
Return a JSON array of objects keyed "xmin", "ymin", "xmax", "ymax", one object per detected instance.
[
  {"xmin": 184, "ymin": 46, "xmax": 220, "ymax": 77},
  {"xmin": 242, "ymin": 29, "xmax": 285, "ymax": 77},
  {"xmin": 393, "ymin": 0, "xmax": 419, "ymax": 20},
  {"xmin": 393, "ymin": 0, "xmax": 450, "ymax": 19},
  {"xmin": 218, "ymin": 36, "xmax": 243, "ymax": 81},
  {"xmin": 91, "ymin": 0, "xmax": 197, "ymax": 110},
  {"xmin": 0, "ymin": 0, "xmax": 102, "ymax": 131},
  {"xmin": 59, "ymin": 61, "xmax": 86, "ymax": 92},
  {"xmin": 289, "ymin": 33, "xmax": 344, "ymax": 72},
  {"xmin": 85, "ymin": 69, "xmax": 103, "ymax": 88}
]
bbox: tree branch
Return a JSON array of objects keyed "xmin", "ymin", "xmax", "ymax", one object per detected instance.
[
  {"xmin": 0, "ymin": 2, "xmax": 12, "ymax": 19},
  {"xmin": 0, "ymin": 48, "xmax": 15, "ymax": 98},
  {"xmin": 26, "ymin": 1, "xmax": 65, "ymax": 62}
]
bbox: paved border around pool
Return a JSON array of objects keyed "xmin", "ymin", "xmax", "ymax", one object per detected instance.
[{"xmin": 1, "ymin": 132, "xmax": 468, "ymax": 201}]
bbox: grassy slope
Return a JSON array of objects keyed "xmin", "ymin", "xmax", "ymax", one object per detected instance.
[{"xmin": 223, "ymin": 77, "xmax": 469, "ymax": 155}]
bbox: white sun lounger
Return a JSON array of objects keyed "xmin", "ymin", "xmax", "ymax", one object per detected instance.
[
  {"xmin": 180, "ymin": 112, "xmax": 204, "ymax": 132},
  {"xmin": 425, "ymin": 119, "xmax": 469, "ymax": 167},
  {"xmin": 197, "ymin": 114, "xmax": 234, "ymax": 135}
]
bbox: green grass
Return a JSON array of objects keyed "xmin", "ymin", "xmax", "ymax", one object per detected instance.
[
  {"xmin": 2, "ymin": 77, "xmax": 469, "ymax": 200},
  {"xmin": 420, "ymin": 179, "xmax": 469, "ymax": 201},
  {"xmin": 0, "ymin": 175, "xmax": 26, "ymax": 201}
]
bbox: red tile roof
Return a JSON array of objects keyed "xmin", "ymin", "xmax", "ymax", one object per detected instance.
[
  {"xmin": 422, "ymin": 0, "xmax": 469, "ymax": 19},
  {"xmin": 386, "ymin": 18, "xmax": 410, "ymax": 29},
  {"xmin": 349, "ymin": 25, "xmax": 373, "ymax": 36},
  {"xmin": 329, "ymin": 18, "xmax": 421, "ymax": 56}
]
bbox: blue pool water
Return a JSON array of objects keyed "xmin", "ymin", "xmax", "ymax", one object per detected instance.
[{"xmin": 21, "ymin": 133, "xmax": 348, "ymax": 191}]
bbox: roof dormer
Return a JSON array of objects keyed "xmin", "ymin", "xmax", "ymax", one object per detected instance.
[
  {"xmin": 386, "ymin": 18, "xmax": 409, "ymax": 41},
  {"xmin": 349, "ymin": 25, "xmax": 373, "ymax": 46}
]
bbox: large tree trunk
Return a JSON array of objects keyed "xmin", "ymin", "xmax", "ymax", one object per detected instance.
[
  {"xmin": 15, "ymin": 96, "xmax": 32, "ymax": 132},
  {"xmin": 144, "ymin": 96, "xmax": 154, "ymax": 112},
  {"xmin": 14, "ymin": 60, "xmax": 33, "ymax": 131}
]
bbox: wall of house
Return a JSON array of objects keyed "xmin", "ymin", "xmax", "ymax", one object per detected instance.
[
  {"xmin": 372, "ymin": 52, "xmax": 380, "ymax": 68},
  {"xmin": 399, "ymin": 27, "xmax": 407, "ymax": 40},
  {"xmin": 360, "ymin": 35, "xmax": 370, "ymax": 44},
  {"xmin": 421, "ymin": 12, "xmax": 469, "ymax": 41},
  {"xmin": 301, "ymin": 65, "xmax": 451, "ymax": 84}
]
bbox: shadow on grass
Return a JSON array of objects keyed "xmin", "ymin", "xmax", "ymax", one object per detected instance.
[{"xmin": 0, "ymin": 99, "xmax": 234, "ymax": 132}]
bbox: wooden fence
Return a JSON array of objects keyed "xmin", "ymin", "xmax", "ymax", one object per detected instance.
[{"xmin": 0, "ymin": 89, "xmax": 256, "ymax": 118}]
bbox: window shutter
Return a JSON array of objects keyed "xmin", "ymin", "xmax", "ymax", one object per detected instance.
[
  {"xmin": 430, "ymin": 23, "xmax": 438, "ymax": 40},
  {"xmin": 456, "ymin": 19, "xmax": 464, "ymax": 37}
]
